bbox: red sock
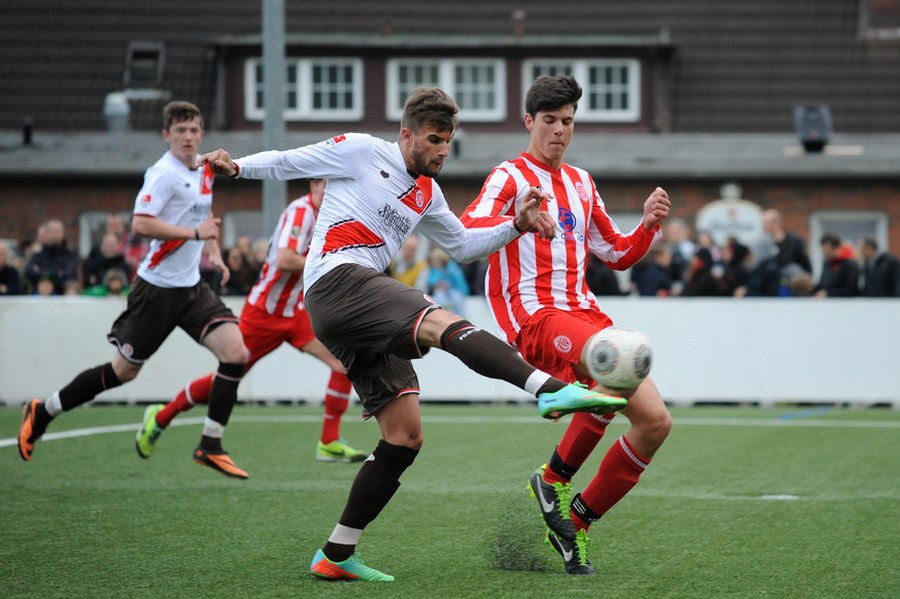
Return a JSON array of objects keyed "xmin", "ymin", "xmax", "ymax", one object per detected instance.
[
  {"xmin": 544, "ymin": 412, "xmax": 615, "ymax": 485},
  {"xmin": 574, "ymin": 435, "xmax": 648, "ymax": 528},
  {"xmin": 156, "ymin": 374, "xmax": 214, "ymax": 428},
  {"xmin": 320, "ymin": 371, "xmax": 352, "ymax": 444}
]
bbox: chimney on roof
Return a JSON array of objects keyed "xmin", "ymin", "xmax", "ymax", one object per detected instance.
[{"xmin": 512, "ymin": 9, "xmax": 526, "ymax": 38}]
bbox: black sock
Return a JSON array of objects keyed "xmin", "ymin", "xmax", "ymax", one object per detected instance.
[
  {"xmin": 205, "ymin": 362, "xmax": 244, "ymax": 427},
  {"xmin": 323, "ymin": 440, "xmax": 418, "ymax": 562},
  {"xmin": 536, "ymin": 379, "xmax": 567, "ymax": 395},
  {"xmin": 58, "ymin": 363, "xmax": 123, "ymax": 411},
  {"xmin": 549, "ymin": 449, "xmax": 579, "ymax": 479},
  {"xmin": 571, "ymin": 492, "xmax": 601, "ymax": 525},
  {"xmin": 440, "ymin": 320, "xmax": 548, "ymax": 391}
]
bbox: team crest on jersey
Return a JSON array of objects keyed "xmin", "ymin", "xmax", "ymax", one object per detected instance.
[
  {"xmin": 201, "ymin": 164, "xmax": 214, "ymax": 195},
  {"xmin": 553, "ymin": 335, "xmax": 573, "ymax": 353},
  {"xmin": 325, "ymin": 134, "xmax": 347, "ymax": 146},
  {"xmin": 121, "ymin": 343, "xmax": 134, "ymax": 357},
  {"xmin": 575, "ymin": 181, "xmax": 589, "ymax": 202},
  {"xmin": 398, "ymin": 180, "xmax": 432, "ymax": 215},
  {"xmin": 140, "ymin": 194, "xmax": 152, "ymax": 205},
  {"xmin": 558, "ymin": 207, "xmax": 578, "ymax": 241},
  {"xmin": 290, "ymin": 225, "xmax": 302, "ymax": 238}
]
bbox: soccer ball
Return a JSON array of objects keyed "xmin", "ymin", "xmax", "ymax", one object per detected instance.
[{"xmin": 585, "ymin": 326, "xmax": 653, "ymax": 391}]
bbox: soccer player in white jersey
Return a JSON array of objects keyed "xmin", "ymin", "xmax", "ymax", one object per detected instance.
[
  {"xmin": 135, "ymin": 178, "xmax": 367, "ymax": 464},
  {"xmin": 200, "ymin": 88, "xmax": 629, "ymax": 582},
  {"xmin": 18, "ymin": 101, "xmax": 250, "ymax": 480},
  {"xmin": 461, "ymin": 75, "xmax": 673, "ymax": 575}
]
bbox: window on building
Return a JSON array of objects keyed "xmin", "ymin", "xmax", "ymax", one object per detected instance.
[
  {"xmin": 245, "ymin": 58, "xmax": 363, "ymax": 121},
  {"xmin": 78, "ymin": 211, "xmax": 133, "ymax": 258},
  {"xmin": 808, "ymin": 210, "xmax": 888, "ymax": 280},
  {"xmin": 124, "ymin": 42, "xmax": 165, "ymax": 89},
  {"xmin": 860, "ymin": 0, "xmax": 900, "ymax": 40},
  {"xmin": 523, "ymin": 59, "xmax": 641, "ymax": 122},
  {"xmin": 386, "ymin": 58, "xmax": 506, "ymax": 121}
]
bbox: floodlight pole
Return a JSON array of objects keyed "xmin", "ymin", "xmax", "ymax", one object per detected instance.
[{"xmin": 261, "ymin": 0, "xmax": 286, "ymax": 238}]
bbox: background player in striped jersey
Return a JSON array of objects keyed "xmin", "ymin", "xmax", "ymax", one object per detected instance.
[
  {"xmin": 135, "ymin": 178, "xmax": 367, "ymax": 465},
  {"xmin": 461, "ymin": 75, "xmax": 673, "ymax": 575},
  {"xmin": 17, "ymin": 101, "xmax": 250, "ymax": 480},
  {"xmin": 200, "ymin": 87, "xmax": 627, "ymax": 582}
]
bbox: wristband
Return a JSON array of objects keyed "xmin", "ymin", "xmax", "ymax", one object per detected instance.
[
  {"xmin": 513, "ymin": 219, "xmax": 526, "ymax": 234},
  {"xmin": 231, "ymin": 162, "xmax": 240, "ymax": 179},
  {"xmin": 194, "ymin": 228, "xmax": 200, "ymax": 241}
]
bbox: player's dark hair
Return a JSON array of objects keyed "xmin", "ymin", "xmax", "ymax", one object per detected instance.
[
  {"xmin": 163, "ymin": 101, "xmax": 203, "ymax": 131},
  {"xmin": 401, "ymin": 88, "xmax": 458, "ymax": 133},
  {"xmin": 525, "ymin": 74, "xmax": 583, "ymax": 118}
]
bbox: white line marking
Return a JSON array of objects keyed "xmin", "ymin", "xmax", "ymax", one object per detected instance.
[{"xmin": 2, "ymin": 413, "xmax": 899, "ymax": 449}]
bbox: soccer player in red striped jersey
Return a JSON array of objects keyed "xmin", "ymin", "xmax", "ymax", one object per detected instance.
[
  {"xmin": 461, "ymin": 75, "xmax": 673, "ymax": 575},
  {"xmin": 17, "ymin": 101, "xmax": 250, "ymax": 480},
  {"xmin": 135, "ymin": 178, "xmax": 367, "ymax": 464}
]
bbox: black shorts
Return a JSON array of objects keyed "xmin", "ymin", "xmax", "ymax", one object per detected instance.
[
  {"xmin": 107, "ymin": 277, "xmax": 238, "ymax": 363},
  {"xmin": 304, "ymin": 263, "xmax": 441, "ymax": 416}
]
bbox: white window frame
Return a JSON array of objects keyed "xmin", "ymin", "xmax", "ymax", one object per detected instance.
[
  {"xmin": 244, "ymin": 57, "xmax": 364, "ymax": 121},
  {"xmin": 386, "ymin": 58, "xmax": 506, "ymax": 122},
  {"xmin": 808, "ymin": 210, "xmax": 888, "ymax": 281},
  {"xmin": 522, "ymin": 58, "xmax": 641, "ymax": 123}
]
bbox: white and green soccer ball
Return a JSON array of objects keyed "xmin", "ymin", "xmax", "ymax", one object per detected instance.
[{"xmin": 585, "ymin": 326, "xmax": 653, "ymax": 391}]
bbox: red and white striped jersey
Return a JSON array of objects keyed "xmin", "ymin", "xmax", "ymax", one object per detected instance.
[
  {"xmin": 461, "ymin": 152, "xmax": 660, "ymax": 345},
  {"xmin": 134, "ymin": 152, "xmax": 215, "ymax": 288},
  {"xmin": 234, "ymin": 133, "xmax": 522, "ymax": 293},
  {"xmin": 246, "ymin": 195, "xmax": 318, "ymax": 318}
]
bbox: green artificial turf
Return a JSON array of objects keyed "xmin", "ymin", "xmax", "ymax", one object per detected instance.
[{"xmin": 1, "ymin": 404, "xmax": 898, "ymax": 598}]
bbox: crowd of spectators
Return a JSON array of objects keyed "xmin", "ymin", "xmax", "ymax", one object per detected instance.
[{"xmin": 3, "ymin": 211, "xmax": 899, "ymax": 300}]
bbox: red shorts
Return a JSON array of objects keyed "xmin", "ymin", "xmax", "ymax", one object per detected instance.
[
  {"xmin": 515, "ymin": 308, "xmax": 614, "ymax": 385},
  {"xmin": 239, "ymin": 301, "xmax": 316, "ymax": 370}
]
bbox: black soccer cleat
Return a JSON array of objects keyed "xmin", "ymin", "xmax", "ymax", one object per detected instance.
[
  {"xmin": 528, "ymin": 465, "xmax": 577, "ymax": 541},
  {"xmin": 545, "ymin": 528, "xmax": 595, "ymax": 575}
]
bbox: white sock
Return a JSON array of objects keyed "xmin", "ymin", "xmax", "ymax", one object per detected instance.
[
  {"xmin": 525, "ymin": 370, "xmax": 552, "ymax": 396},
  {"xmin": 202, "ymin": 417, "xmax": 225, "ymax": 439},
  {"xmin": 328, "ymin": 523, "xmax": 363, "ymax": 547},
  {"xmin": 44, "ymin": 392, "xmax": 62, "ymax": 417}
]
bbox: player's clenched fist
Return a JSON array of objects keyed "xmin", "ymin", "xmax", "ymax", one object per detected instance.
[
  {"xmin": 642, "ymin": 187, "xmax": 671, "ymax": 230},
  {"xmin": 199, "ymin": 148, "xmax": 238, "ymax": 177}
]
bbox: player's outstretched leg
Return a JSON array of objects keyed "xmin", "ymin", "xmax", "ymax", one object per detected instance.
[
  {"xmin": 528, "ymin": 464, "xmax": 576, "ymax": 541},
  {"xmin": 135, "ymin": 403, "xmax": 165, "ymax": 459},
  {"xmin": 192, "ymin": 446, "xmax": 249, "ymax": 480},
  {"xmin": 310, "ymin": 549, "xmax": 394, "ymax": 582},
  {"xmin": 537, "ymin": 382, "xmax": 627, "ymax": 420},
  {"xmin": 545, "ymin": 528, "xmax": 595, "ymax": 575}
]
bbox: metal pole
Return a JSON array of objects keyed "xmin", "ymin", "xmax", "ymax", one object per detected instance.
[{"xmin": 261, "ymin": 0, "xmax": 286, "ymax": 237}]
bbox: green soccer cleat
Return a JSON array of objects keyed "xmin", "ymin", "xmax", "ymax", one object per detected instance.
[
  {"xmin": 310, "ymin": 549, "xmax": 394, "ymax": 582},
  {"xmin": 537, "ymin": 382, "xmax": 627, "ymax": 420},
  {"xmin": 546, "ymin": 528, "xmax": 595, "ymax": 575},
  {"xmin": 135, "ymin": 404, "xmax": 165, "ymax": 459},
  {"xmin": 528, "ymin": 464, "xmax": 576, "ymax": 541},
  {"xmin": 316, "ymin": 439, "xmax": 369, "ymax": 463}
]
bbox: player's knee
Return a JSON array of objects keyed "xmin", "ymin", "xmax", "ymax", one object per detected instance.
[
  {"xmin": 218, "ymin": 342, "xmax": 249, "ymax": 365},
  {"xmin": 642, "ymin": 408, "xmax": 672, "ymax": 446},
  {"xmin": 112, "ymin": 360, "xmax": 140, "ymax": 383}
]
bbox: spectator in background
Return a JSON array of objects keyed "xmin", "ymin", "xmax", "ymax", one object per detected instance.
[
  {"xmin": 234, "ymin": 235, "xmax": 257, "ymax": 271},
  {"xmin": 460, "ymin": 257, "xmax": 488, "ymax": 296},
  {"xmin": 34, "ymin": 276, "xmax": 56, "ymax": 296},
  {"xmin": 720, "ymin": 238, "xmax": 752, "ymax": 297},
  {"xmin": 585, "ymin": 254, "xmax": 624, "ymax": 296},
  {"xmin": 100, "ymin": 213, "xmax": 148, "ymax": 280},
  {"xmin": 388, "ymin": 234, "xmax": 429, "ymax": 290},
  {"xmin": 814, "ymin": 232, "xmax": 859, "ymax": 298},
  {"xmin": 681, "ymin": 247, "xmax": 722, "ymax": 296},
  {"xmin": 251, "ymin": 238, "xmax": 269, "ymax": 273},
  {"xmin": 631, "ymin": 245, "xmax": 674, "ymax": 296},
  {"xmin": 220, "ymin": 246, "xmax": 258, "ymax": 296},
  {"xmin": 0, "ymin": 240, "xmax": 24, "ymax": 295},
  {"xmin": 83, "ymin": 268, "xmax": 130, "ymax": 297},
  {"xmin": 426, "ymin": 246, "xmax": 469, "ymax": 315},
  {"xmin": 858, "ymin": 236, "xmax": 900, "ymax": 297},
  {"xmin": 24, "ymin": 219, "xmax": 79, "ymax": 295},
  {"xmin": 662, "ymin": 218, "xmax": 694, "ymax": 293},
  {"xmin": 83, "ymin": 232, "xmax": 131, "ymax": 288}
]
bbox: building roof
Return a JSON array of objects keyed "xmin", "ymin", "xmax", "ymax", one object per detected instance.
[{"xmin": 2, "ymin": 130, "xmax": 897, "ymax": 181}]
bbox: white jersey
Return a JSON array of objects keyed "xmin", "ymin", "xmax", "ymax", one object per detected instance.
[
  {"xmin": 246, "ymin": 195, "xmax": 317, "ymax": 318},
  {"xmin": 134, "ymin": 151, "xmax": 214, "ymax": 288},
  {"xmin": 235, "ymin": 133, "xmax": 522, "ymax": 292}
]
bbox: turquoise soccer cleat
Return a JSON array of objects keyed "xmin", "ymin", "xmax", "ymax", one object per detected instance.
[
  {"xmin": 310, "ymin": 549, "xmax": 395, "ymax": 582},
  {"xmin": 537, "ymin": 383, "xmax": 627, "ymax": 420}
]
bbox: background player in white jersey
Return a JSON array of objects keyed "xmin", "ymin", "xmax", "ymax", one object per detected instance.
[
  {"xmin": 200, "ymin": 87, "xmax": 628, "ymax": 582},
  {"xmin": 461, "ymin": 75, "xmax": 672, "ymax": 575},
  {"xmin": 135, "ymin": 178, "xmax": 367, "ymax": 464},
  {"xmin": 18, "ymin": 102, "xmax": 250, "ymax": 480}
]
